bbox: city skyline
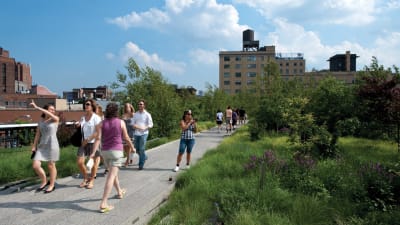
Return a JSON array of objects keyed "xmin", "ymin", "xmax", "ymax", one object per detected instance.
[{"xmin": 1, "ymin": 0, "xmax": 399, "ymax": 96}]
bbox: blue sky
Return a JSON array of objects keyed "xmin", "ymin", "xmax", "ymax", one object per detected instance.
[{"xmin": 1, "ymin": 0, "xmax": 399, "ymax": 96}]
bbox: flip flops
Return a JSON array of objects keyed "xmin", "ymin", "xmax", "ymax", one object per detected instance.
[
  {"xmin": 116, "ymin": 188, "xmax": 126, "ymax": 199},
  {"xmin": 99, "ymin": 205, "xmax": 114, "ymax": 213}
]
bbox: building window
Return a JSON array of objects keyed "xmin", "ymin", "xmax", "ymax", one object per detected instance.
[
  {"xmin": 224, "ymin": 81, "xmax": 230, "ymax": 85},
  {"xmin": 235, "ymin": 64, "xmax": 241, "ymax": 69},
  {"xmin": 224, "ymin": 72, "xmax": 230, "ymax": 78},
  {"xmin": 235, "ymin": 89, "xmax": 241, "ymax": 93},
  {"xmin": 300, "ymin": 62, "xmax": 303, "ymax": 66},
  {"xmin": 247, "ymin": 64, "xmax": 256, "ymax": 69},
  {"xmin": 224, "ymin": 64, "xmax": 230, "ymax": 69},
  {"xmin": 235, "ymin": 56, "xmax": 241, "ymax": 61},
  {"xmin": 260, "ymin": 56, "xmax": 264, "ymax": 61},
  {"xmin": 224, "ymin": 89, "xmax": 231, "ymax": 94},
  {"xmin": 247, "ymin": 56, "xmax": 256, "ymax": 61},
  {"xmin": 294, "ymin": 62, "xmax": 297, "ymax": 66},
  {"xmin": 235, "ymin": 72, "xmax": 241, "ymax": 78},
  {"xmin": 286, "ymin": 62, "xmax": 289, "ymax": 66},
  {"xmin": 247, "ymin": 72, "xmax": 256, "ymax": 77},
  {"xmin": 247, "ymin": 80, "xmax": 255, "ymax": 85},
  {"xmin": 294, "ymin": 69, "xmax": 297, "ymax": 74},
  {"xmin": 235, "ymin": 81, "xmax": 241, "ymax": 85},
  {"xmin": 299, "ymin": 69, "xmax": 303, "ymax": 74},
  {"xmin": 224, "ymin": 56, "xmax": 230, "ymax": 61}
]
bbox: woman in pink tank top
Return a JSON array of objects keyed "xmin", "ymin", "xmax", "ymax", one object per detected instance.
[{"xmin": 93, "ymin": 102, "xmax": 135, "ymax": 213}]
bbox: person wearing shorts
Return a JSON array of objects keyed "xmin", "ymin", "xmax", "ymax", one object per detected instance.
[{"xmin": 94, "ymin": 102, "xmax": 134, "ymax": 213}]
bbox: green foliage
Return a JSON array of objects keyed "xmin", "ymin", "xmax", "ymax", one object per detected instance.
[
  {"xmin": 111, "ymin": 58, "xmax": 183, "ymax": 138},
  {"xmin": 149, "ymin": 130, "xmax": 400, "ymax": 225}
]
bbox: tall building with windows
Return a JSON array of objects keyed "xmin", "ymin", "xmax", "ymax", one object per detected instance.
[
  {"xmin": 0, "ymin": 47, "xmax": 32, "ymax": 94},
  {"xmin": 219, "ymin": 29, "xmax": 305, "ymax": 94}
]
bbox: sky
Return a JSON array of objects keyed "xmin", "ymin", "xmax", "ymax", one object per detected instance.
[{"xmin": 1, "ymin": 0, "xmax": 399, "ymax": 96}]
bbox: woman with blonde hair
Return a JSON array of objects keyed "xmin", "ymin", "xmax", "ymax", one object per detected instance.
[{"xmin": 122, "ymin": 103, "xmax": 136, "ymax": 166}]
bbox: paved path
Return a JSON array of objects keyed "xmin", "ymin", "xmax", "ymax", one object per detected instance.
[{"xmin": 0, "ymin": 126, "xmax": 234, "ymax": 225}]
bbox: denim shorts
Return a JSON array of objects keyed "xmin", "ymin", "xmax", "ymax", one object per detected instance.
[{"xmin": 178, "ymin": 138, "xmax": 195, "ymax": 154}]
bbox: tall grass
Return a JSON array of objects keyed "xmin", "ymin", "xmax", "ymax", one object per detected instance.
[{"xmin": 148, "ymin": 128, "xmax": 400, "ymax": 225}]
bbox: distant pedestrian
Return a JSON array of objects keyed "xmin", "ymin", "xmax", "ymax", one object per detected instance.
[
  {"xmin": 239, "ymin": 107, "xmax": 246, "ymax": 124},
  {"xmin": 30, "ymin": 100, "xmax": 60, "ymax": 194},
  {"xmin": 76, "ymin": 99, "xmax": 102, "ymax": 189},
  {"xmin": 122, "ymin": 103, "xmax": 136, "ymax": 167},
  {"xmin": 225, "ymin": 106, "xmax": 233, "ymax": 134},
  {"xmin": 216, "ymin": 109, "xmax": 223, "ymax": 133},
  {"xmin": 232, "ymin": 108, "xmax": 238, "ymax": 130},
  {"xmin": 95, "ymin": 102, "xmax": 134, "ymax": 213},
  {"xmin": 132, "ymin": 99, "xmax": 153, "ymax": 170},
  {"xmin": 174, "ymin": 110, "xmax": 197, "ymax": 172}
]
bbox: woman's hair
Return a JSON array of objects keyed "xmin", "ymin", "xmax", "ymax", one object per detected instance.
[
  {"xmin": 41, "ymin": 104, "xmax": 55, "ymax": 118},
  {"xmin": 96, "ymin": 105, "xmax": 104, "ymax": 117},
  {"xmin": 85, "ymin": 99, "xmax": 97, "ymax": 113},
  {"xmin": 104, "ymin": 102, "xmax": 119, "ymax": 119},
  {"xmin": 182, "ymin": 110, "xmax": 192, "ymax": 120},
  {"xmin": 124, "ymin": 103, "xmax": 135, "ymax": 113}
]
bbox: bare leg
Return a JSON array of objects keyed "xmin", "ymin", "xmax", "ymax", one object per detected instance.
[
  {"xmin": 186, "ymin": 153, "xmax": 191, "ymax": 166},
  {"xmin": 46, "ymin": 162, "xmax": 57, "ymax": 190},
  {"xmin": 100, "ymin": 166, "xmax": 120, "ymax": 208},
  {"xmin": 32, "ymin": 160, "xmax": 47, "ymax": 187},
  {"xmin": 77, "ymin": 157, "xmax": 88, "ymax": 186}
]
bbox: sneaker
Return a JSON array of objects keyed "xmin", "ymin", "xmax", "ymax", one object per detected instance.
[{"xmin": 173, "ymin": 166, "xmax": 179, "ymax": 172}]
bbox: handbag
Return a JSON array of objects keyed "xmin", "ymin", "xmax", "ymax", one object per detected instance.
[{"xmin": 70, "ymin": 127, "xmax": 83, "ymax": 147}]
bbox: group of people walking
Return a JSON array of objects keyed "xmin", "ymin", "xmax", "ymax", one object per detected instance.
[
  {"xmin": 29, "ymin": 99, "xmax": 154, "ymax": 212},
  {"xmin": 216, "ymin": 106, "xmax": 246, "ymax": 134},
  {"xmin": 29, "ymin": 98, "xmax": 197, "ymax": 213}
]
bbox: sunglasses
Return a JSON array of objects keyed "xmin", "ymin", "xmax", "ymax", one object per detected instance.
[{"xmin": 85, "ymin": 103, "xmax": 91, "ymax": 106}]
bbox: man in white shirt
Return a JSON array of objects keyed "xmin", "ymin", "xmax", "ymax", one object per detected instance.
[{"xmin": 132, "ymin": 99, "xmax": 153, "ymax": 170}]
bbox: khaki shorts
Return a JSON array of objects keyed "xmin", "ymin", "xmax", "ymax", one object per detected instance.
[{"xmin": 101, "ymin": 150, "xmax": 125, "ymax": 168}]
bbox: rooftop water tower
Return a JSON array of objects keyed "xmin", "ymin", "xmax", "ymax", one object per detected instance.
[{"xmin": 242, "ymin": 29, "xmax": 259, "ymax": 51}]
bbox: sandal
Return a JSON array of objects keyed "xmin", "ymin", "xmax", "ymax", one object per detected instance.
[
  {"xmin": 99, "ymin": 205, "xmax": 114, "ymax": 213},
  {"xmin": 86, "ymin": 181, "xmax": 94, "ymax": 189},
  {"xmin": 79, "ymin": 180, "xmax": 88, "ymax": 188},
  {"xmin": 116, "ymin": 188, "xmax": 126, "ymax": 199}
]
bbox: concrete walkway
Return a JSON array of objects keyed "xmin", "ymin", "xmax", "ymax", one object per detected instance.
[{"xmin": 0, "ymin": 126, "xmax": 235, "ymax": 225}]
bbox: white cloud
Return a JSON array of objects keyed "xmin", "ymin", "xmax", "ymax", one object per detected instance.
[
  {"xmin": 264, "ymin": 18, "xmax": 399, "ymax": 70},
  {"xmin": 118, "ymin": 42, "xmax": 186, "ymax": 75},
  {"xmin": 105, "ymin": 53, "xmax": 115, "ymax": 60},
  {"xmin": 322, "ymin": 0, "xmax": 376, "ymax": 25},
  {"xmin": 106, "ymin": 8, "xmax": 170, "ymax": 30},
  {"xmin": 188, "ymin": 48, "xmax": 218, "ymax": 65},
  {"xmin": 108, "ymin": 0, "xmax": 247, "ymax": 44},
  {"xmin": 166, "ymin": 0, "xmax": 194, "ymax": 14},
  {"xmin": 372, "ymin": 31, "xmax": 400, "ymax": 68},
  {"xmin": 234, "ymin": 0, "xmax": 380, "ymax": 26}
]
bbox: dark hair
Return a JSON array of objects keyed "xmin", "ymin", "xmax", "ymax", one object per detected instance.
[
  {"xmin": 85, "ymin": 99, "xmax": 97, "ymax": 113},
  {"xmin": 182, "ymin": 110, "xmax": 192, "ymax": 120},
  {"xmin": 41, "ymin": 104, "xmax": 54, "ymax": 118},
  {"xmin": 104, "ymin": 102, "xmax": 119, "ymax": 119}
]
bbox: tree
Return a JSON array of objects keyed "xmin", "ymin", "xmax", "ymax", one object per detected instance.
[
  {"xmin": 111, "ymin": 58, "xmax": 182, "ymax": 138},
  {"xmin": 356, "ymin": 57, "xmax": 400, "ymax": 150}
]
